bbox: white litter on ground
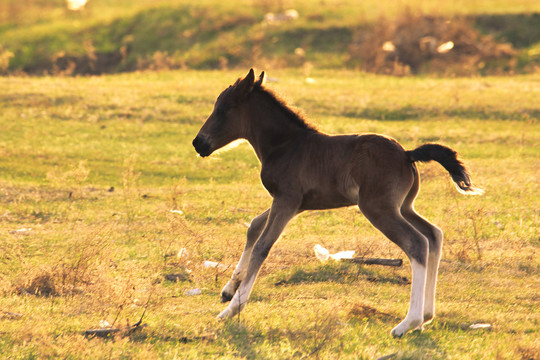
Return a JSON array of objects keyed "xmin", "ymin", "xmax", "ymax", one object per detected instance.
[
  {"xmin": 313, "ymin": 244, "xmax": 355, "ymax": 261},
  {"xmin": 469, "ymin": 323, "xmax": 492, "ymax": 330},
  {"xmin": 185, "ymin": 288, "xmax": 202, "ymax": 296},
  {"xmin": 203, "ymin": 261, "xmax": 229, "ymax": 271}
]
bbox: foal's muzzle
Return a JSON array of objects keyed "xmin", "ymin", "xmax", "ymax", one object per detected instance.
[{"xmin": 192, "ymin": 135, "xmax": 212, "ymax": 157}]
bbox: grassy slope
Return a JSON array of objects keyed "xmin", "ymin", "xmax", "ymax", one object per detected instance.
[
  {"xmin": 0, "ymin": 70, "xmax": 539, "ymax": 359},
  {"xmin": 1, "ymin": 0, "xmax": 540, "ymax": 74}
]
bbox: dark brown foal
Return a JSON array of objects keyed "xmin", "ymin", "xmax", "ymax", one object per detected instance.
[{"xmin": 192, "ymin": 69, "xmax": 482, "ymax": 337}]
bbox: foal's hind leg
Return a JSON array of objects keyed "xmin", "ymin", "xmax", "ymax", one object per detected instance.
[
  {"xmin": 401, "ymin": 169, "xmax": 443, "ymax": 325},
  {"xmin": 401, "ymin": 208, "xmax": 443, "ymax": 325},
  {"xmin": 221, "ymin": 209, "xmax": 270, "ymax": 302},
  {"xmin": 358, "ymin": 200, "xmax": 429, "ymax": 337}
]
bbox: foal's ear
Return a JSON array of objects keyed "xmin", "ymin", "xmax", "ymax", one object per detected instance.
[
  {"xmin": 236, "ymin": 68, "xmax": 256, "ymax": 97},
  {"xmin": 255, "ymin": 71, "xmax": 266, "ymax": 87}
]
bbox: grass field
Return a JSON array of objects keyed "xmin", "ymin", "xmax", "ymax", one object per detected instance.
[
  {"xmin": 1, "ymin": 0, "xmax": 539, "ymax": 358},
  {"xmin": 2, "ymin": 0, "xmax": 540, "ymax": 74},
  {"xmin": 0, "ymin": 69, "xmax": 539, "ymax": 359}
]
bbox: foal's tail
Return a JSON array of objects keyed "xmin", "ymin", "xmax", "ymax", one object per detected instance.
[{"xmin": 406, "ymin": 143, "xmax": 484, "ymax": 195}]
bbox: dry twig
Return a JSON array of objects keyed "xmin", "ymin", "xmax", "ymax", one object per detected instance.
[{"xmin": 344, "ymin": 257, "xmax": 403, "ymax": 267}]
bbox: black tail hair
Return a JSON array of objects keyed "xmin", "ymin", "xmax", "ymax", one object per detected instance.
[{"xmin": 406, "ymin": 143, "xmax": 483, "ymax": 195}]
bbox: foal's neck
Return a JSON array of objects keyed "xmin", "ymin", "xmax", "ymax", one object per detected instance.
[{"xmin": 245, "ymin": 90, "xmax": 316, "ymax": 162}]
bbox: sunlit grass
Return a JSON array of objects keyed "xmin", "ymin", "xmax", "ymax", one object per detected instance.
[
  {"xmin": 0, "ymin": 70, "xmax": 539, "ymax": 358},
  {"xmin": 1, "ymin": 0, "xmax": 539, "ymax": 75}
]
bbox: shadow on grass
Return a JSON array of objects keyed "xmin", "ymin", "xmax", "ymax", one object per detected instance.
[
  {"xmin": 473, "ymin": 13, "xmax": 540, "ymax": 49},
  {"xmin": 297, "ymin": 96, "xmax": 540, "ymax": 121},
  {"xmin": 398, "ymin": 331, "xmax": 447, "ymax": 360},
  {"xmin": 273, "ymin": 262, "xmax": 409, "ymax": 287},
  {"xmin": 220, "ymin": 308, "xmax": 348, "ymax": 359},
  {"xmin": 220, "ymin": 321, "xmax": 268, "ymax": 360},
  {"xmin": 0, "ymin": 93, "xmax": 83, "ymax": 108},
  {"xmin": 343, "ymin": 106, "xmax": 540, "ymax": 121}
]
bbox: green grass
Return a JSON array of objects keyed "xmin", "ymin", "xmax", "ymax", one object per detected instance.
[
  {"xmin": 0, "ymin": 69, "xmax": 538, "ymax": 358},
  {"xmin": 1, "ymin": 0, "xmax": 540, "ymax": 74}
]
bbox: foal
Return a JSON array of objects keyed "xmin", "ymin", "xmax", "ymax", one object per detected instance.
[{"xmin": 192, "ymin": 69, "xmax": 482, "ymax": 337}]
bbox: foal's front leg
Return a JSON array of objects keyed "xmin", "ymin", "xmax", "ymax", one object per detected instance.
[
  {"xmin": 221, "ymin": 209, "xmax": 270, "ymax": 302},
  {"xmin": 218, "ymin": 199, "xmax": 298, "ymax": 319}
]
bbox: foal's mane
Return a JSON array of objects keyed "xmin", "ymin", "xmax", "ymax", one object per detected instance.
[{"xmin": 253, "ymin": 83, "xmax": 318, "ymax": 132}]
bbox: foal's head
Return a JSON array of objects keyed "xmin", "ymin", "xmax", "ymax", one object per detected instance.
[{"xmin": 193, "ymin": 69, "xmax": 265, "ymax": 157}]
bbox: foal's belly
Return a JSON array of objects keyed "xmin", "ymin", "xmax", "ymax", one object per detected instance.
[{"xmin": 299, "ymin": 187, "xmax": 359, "ymax": 210}]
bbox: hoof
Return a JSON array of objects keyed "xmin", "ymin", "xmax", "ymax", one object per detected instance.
[
  {"xmin": 217, "ymin": 308, "xmax": 232, "ymax": 320},
  {"xmin": 221, "ymin": 280, "xmax": 240, "ymax": 303},
  {"xmin": 391, "ymin": 325, "xmax": 407, "ymax": 338},
  {"xmin": 391, "ymin": 318, "xmax": 423, "ymax": 338},
  {"xmin": 221, "ymin": 291, "xmax": 234, "ymax": 303}
]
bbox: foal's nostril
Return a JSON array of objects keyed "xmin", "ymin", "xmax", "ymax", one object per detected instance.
[
  {"xmin": 192, "ymin": 135, "xmax": 212, "ymax": 157},
  {"xmin": 193, "ymin": 136, "xmax": 205, "ymax": 150}
]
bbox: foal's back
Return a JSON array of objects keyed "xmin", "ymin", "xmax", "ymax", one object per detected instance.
[{"xmin": 262, "ymin": 131, "xmax": 413, "ymax": 211}]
